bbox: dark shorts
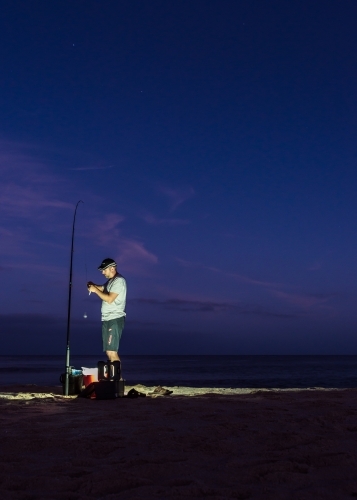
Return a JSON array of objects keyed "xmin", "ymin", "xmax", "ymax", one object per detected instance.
[{"xmin": 102, "ymin": 317, "xmax": 125, "ymax": 352}]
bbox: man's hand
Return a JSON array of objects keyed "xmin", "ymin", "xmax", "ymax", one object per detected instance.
[
  {"xmin": 87, "ymin": 282, "xmax": 104, "ymax": 294},
  {"xmin": 88, "ymin": 284, "xmax": 98, "ymax": 294},
  {"xmin": 87, "ymin": 283, "xmax": 118, "ymax": 303}
]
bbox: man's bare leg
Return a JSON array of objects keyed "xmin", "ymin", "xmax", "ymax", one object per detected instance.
[
  {"xmin": 106, "ymin": 351, "xmax": 122, "ymax": 381},
  {"xmin": 106, "ymin": 350, "xmax": 120, "ymax": 362}
]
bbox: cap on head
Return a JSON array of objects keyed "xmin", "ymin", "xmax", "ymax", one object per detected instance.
[{"xmin": 98, "ymin": 258, "xmax": 117, "ymax": 271}]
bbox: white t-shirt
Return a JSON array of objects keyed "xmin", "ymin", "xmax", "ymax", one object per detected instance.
[{"xmin": 101, "ymin": 274, "xmax": 127, "ymax": 321}]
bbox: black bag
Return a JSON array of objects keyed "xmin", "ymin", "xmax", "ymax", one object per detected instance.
[
  {"xmin": 60, "ymin": 373, "xmax": 83, "ymax": 395},
  {"xmin": 94, "ymin": 380, "xmax": 117, "ymax": 400},
  {"xmin": 78, "ymin": 381, "xmax": 120, "ymax": 400}
]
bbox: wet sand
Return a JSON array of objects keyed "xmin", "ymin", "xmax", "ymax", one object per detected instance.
[{"xmin": 1, "ymin": 385, "xmax": 357, "ymax": 499}]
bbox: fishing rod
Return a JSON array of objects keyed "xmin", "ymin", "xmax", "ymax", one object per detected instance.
[{"xmin": 64, "ymin": 200, "xmax": 83, "ymax": 396}]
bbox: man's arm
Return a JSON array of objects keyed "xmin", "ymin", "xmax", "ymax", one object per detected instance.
[{"xmin": 88, "ymin": 284, "xmax": 118, "ymax": 303}]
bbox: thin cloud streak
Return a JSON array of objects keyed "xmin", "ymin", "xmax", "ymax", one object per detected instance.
[
  {"xmin": 176, "ymin": 258, "xmax": 285, "ymax": 289},
  {"xmin": 158, "ymin": 185, "xmax": 195, "ymax": 210},
  {"xmin": 132, "ymin": 297, "xmax": 296, "ymax": 318},
  {"xmin": 0, "ymin": 184, "xmax": 73, "ymax": 218},
  {"xmin": 176, "ymin": 258, "xmax": 337, "ymax": 313},
  {"xmin": 70, "ymin": 165, "xmax": 114, "ymax": 171},
  {"xmin": 0, "ymin": 226, "xmax": 30, "ymax": 255},
  {"xmin": 142, "ymin": 213, "xmax": 189, "ymax": 226},
  {"xmin": 6, "ymin": 263, "xmax": 66, "ymax": 275},
  {"xmin": 272, "ymin": 290, "xmax": 333, "ymax": 310},
  {"xmin": 0, "ymin": 142, "xmax": 74, "ymax": 221}
]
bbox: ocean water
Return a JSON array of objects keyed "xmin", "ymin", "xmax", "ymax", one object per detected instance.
[{"xmin": 0, "ymin": 355, "xmax": 357, "ymax": 388}]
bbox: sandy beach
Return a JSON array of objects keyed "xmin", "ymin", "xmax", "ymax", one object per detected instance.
[{"xmin": 1, "ymin": 385, "xmax": 357, "ymax": 499}]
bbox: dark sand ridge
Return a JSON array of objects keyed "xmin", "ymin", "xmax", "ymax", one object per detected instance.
[{"xmin": 0, "ymin": 385, "xmax": 357, "ymax": 499}]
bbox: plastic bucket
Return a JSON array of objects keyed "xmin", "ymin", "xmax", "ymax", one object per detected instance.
[{"xmin": 83, "ymin": 374, "xmax": 97, "ymax": 387}]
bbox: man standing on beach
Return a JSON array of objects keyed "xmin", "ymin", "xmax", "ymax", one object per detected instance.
[{"xmin": 87, "ymin": 258, "xmax": 127, "ymax": 362}]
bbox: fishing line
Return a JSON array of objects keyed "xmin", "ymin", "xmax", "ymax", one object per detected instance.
[
  {"xmin": 85, "ymin": 263, "xmax": 91, "ymax": 296},
  {"xmin": 82, "ymin": 224, "xmax": 90, "ymax": 320}
]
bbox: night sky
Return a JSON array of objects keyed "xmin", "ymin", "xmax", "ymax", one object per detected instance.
[{"xmin": 1, "ymin": 1, "xmax": 357, "ymax": 355}]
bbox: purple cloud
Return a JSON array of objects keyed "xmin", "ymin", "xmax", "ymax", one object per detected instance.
[
  {"xmin": 0, "ymin": 141, "xmax": 160, "ymax": 280},
  {"xmin": 90, "ymin": 213, "xmax": 158, "ymax": 272},
  {"xmin": 114, "ymin": 239, "xmax": 158, "ymax": 273}
]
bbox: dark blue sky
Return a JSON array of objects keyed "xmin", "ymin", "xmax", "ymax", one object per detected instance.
[{"xmin": 1, "ymin": 1, "xmax": 357, "ymax": 354}]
